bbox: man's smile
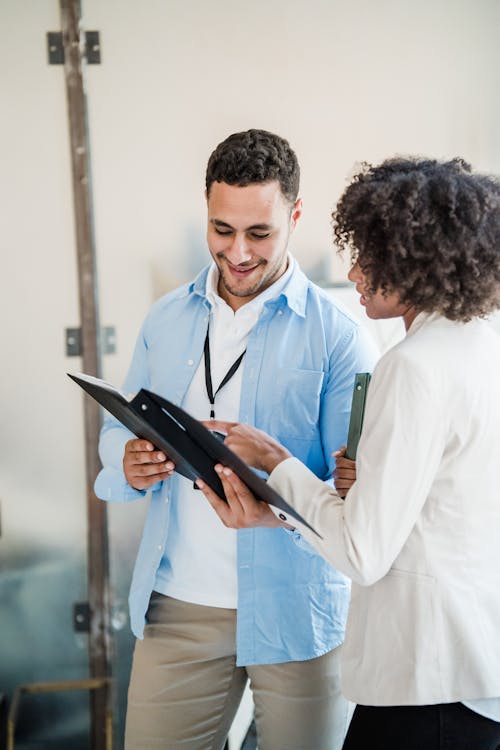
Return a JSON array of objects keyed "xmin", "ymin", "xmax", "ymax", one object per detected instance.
[{"xmin": 222, "ymin": 258, "xmax": 265, "ymax": 278}]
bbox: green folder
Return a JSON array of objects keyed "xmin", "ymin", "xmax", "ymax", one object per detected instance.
[{"xmin": 345, "ymin": 372, "xmax": 371, "ymax": 460}]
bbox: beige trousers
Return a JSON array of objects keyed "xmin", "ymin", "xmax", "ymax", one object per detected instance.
[{"xmin": 125, "ymin": 593, "xmax": 350, "ymax": 750}]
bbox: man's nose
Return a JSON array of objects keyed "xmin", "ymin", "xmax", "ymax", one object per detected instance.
[{"xmin": 226, "ymin": 234, "xmax": 252, "ymax": 264}]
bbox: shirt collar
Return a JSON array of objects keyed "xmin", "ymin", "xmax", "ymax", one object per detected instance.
[
  {"xmin": 205, "ymin": 255, "xmax": 296, "ymax": 312},
  {"xmin": 405, "ymin": 310, "xmax": 441, "ymax": 337},
  {"xmin": 188, "ymin": 256, "xmax": 309, "ymax": 318},
  {"xmin": 278, "ymin": 260, "xmax": 309, "ymax": 317}
]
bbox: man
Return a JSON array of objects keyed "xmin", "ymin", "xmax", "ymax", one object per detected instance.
[{"xmin": 95, "ymin": 129, "xmax": 376, "ymax": 750}]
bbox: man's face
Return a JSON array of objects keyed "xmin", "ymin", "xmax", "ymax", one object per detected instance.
[
  {"xmin": 348, "ymin": 262, "xmax": 417, "ymax": 329},
  {"xmin": 206, "ymin": 181, "xmax": 302, "ymax": 310}
]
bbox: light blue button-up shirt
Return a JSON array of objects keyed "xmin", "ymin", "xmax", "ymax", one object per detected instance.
[{"xmin": 95, "ymin": 262, "xmax": 377, "ymax": 666}]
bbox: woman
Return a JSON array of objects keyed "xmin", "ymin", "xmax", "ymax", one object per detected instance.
[{"xmin": 196, "ymin": 157, "xmax": 500, "ymax": 749}]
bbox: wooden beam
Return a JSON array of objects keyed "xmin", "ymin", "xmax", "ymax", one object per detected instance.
[{"xmin": 59, "ymin": 2, "xmax": 112, "ymax": 748}]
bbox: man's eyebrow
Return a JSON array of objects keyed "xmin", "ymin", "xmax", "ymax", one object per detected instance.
[
  {"xmin": 211, "ymin": 219, "xmax": 232, "ymax": 229},
  {"xmin": 211, "ymin": 219, "xmax": 273, "ymax": 231}
]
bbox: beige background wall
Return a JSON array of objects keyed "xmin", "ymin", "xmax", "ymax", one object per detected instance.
[
  {"xmin": 79, "ymin": 0, "xmax": 500, "ymax": 383},
  {"xmin": 1, "ymin": 0, "xmax": 499, "ymax": 745}
]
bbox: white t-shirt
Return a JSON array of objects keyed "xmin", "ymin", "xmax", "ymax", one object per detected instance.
[{"xmin": 154, "ymin": 259, "xmax": 294, "ymax": 607}]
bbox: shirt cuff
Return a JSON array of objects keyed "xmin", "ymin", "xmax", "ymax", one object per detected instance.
[{"xmin": 95, "ymin": 466, "xmax": 147, "ymax": 502}]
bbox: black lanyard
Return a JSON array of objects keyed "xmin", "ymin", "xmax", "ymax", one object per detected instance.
[{"xmin": 204, "ymin": 326, "xmax": 246, "ymax": 419}]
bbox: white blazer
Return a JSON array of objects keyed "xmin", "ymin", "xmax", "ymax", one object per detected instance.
[{"xmin": 269, "ymin": 313, "xmax": 500, "ymax": 706}]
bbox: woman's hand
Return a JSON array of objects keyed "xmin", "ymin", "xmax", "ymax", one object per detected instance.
[
  {"xmin": 202, "ymin": 421, "xmax": 291, "ymax": 475},
  {"xmin": 332, "ymin": 445, "xmax": 356, "ymax": 499},
  {"xmin": 196, "ymin": 466, "xmax": 287, "ymax": 529}
]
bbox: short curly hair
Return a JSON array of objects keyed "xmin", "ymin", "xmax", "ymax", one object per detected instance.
[
  {"xmin": 333, "ymin": 157, "xmax": 500, "ymax": 321},
  {"xmin": 206, "ymin": 129, "xmax": 300, "ymax": 205}
]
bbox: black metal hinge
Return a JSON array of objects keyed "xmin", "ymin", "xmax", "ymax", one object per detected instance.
[
  {"xmin": 47, "ymin": 30, "xmax": 102, "ymax": 64},
  {"xmin": 65, "ymin": 327, "xmax": 116, "ymax": 356},
  {"xmin": 73, "ymin": 602, "xmax": 91, "ymax": 632}
]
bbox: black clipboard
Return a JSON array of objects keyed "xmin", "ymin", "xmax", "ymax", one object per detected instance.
[
  {"xmin": 345, "ymin": 372, "xmax": 371, "ymax": 460},
  {"xmin": 68, "ymin": 372, "xmax": 319, "ymax": 536}
]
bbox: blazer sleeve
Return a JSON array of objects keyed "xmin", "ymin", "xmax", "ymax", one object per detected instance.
[{"xmin": 268, "ymin": 350, "xmax": 447, "ymax": 585}]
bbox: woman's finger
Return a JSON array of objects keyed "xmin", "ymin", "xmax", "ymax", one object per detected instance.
[
  {"xmin": 195, "ymin": 477, "xmax": 233, "ymax": 525},
  {"xmin": 215, "ymin": 466, "xmax": 247, "ymax": 515},
  {"xmin": 218, "ymin": 468, "xmax": 277, "ymax": 526},
  {"xmin": 332, "ymin": 445, "xmax": 347, "ymax": 458},
  {"xmin": 200, "ymin": 420, "xmax": 237, "ymax": 434},
  {"xmin": 334, "ymin": 468, "xmax": 356, "ymax": 479}
]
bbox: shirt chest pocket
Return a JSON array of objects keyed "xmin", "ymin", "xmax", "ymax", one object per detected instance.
[{"xmin": 269, "ymin": 368, "xmax": 325, "ymax": 440}]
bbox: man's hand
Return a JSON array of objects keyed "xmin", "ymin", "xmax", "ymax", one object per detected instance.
[
  {"xmin": 196, "ymin": 466, "xmax": 287, "ymax": 530},
  {"xmin": 201, "ymin": 421, "xmax": 291, "ymax": 475},
  {"xmin": 332, "ymin": 445, "xmax": 356, "ymax": 499},
  {"xmin": 123, "ymin": 439, "xmax": 175, "ymax": 491}
]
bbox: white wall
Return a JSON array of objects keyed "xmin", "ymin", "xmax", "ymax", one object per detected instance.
[
  {"xmin": 3, "ymin": 0, "xmax": 499, "ymax": 397},
  {"xmin": 1, "ymin": 0, "xmax": 87, "ymax": 547},
  {"xmin": 79, "ymin": 0, "xmax": 500, "ymax": 385},
  {"xmin": 1, "ymin": 0, "xmax": 499, "ymax": 744}
]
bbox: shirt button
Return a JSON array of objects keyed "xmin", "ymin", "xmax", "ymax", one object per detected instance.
[
  {"xmin": 157, "ymin": 545, "xmax": 162, "ymax": 551},
  {"xmin": 187, "ymin": 359, "xmax": 194, "ymax": 366},
  {"xmin": 278, "ymin": 310, "xmax": 283, "ymax": 316}
]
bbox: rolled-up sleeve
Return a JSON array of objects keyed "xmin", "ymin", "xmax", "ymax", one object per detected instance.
[{"xmin": 95, "ymin": 317, "xmax": 162, "ymax": 502}]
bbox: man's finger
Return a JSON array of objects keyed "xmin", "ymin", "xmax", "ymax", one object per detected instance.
[
  {"xmin": 131, "ymin": 461, "xmax": 175, "ymax": 477},
  {"xmin": 126, "ymin": 450, "xmax": 170, "ymax": 465},
  {"xmin": 127, "ymin": 439, "xmax": 156, "ymax": 453},
  {"xmin": 132, "ymin": 469, "xmax": 174, "ymax": 491}
]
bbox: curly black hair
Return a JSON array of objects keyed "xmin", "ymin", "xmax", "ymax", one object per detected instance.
[
  {"xmin": 205, "ymin": 129, "xmax": 300, "ymax": 205},
  {"xmin": 333, "ymin": 157, "xmax": 500, "ymax": 321}
]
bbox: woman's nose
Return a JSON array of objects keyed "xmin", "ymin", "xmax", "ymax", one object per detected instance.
[{"xmin": 348, "ymin": 262, "xmax": 361, "ymax": 283}]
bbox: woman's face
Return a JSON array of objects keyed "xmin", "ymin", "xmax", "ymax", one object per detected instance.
[{"xmin": 348, "ymin": 262, "xmax": 417, "ymax": 330}]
